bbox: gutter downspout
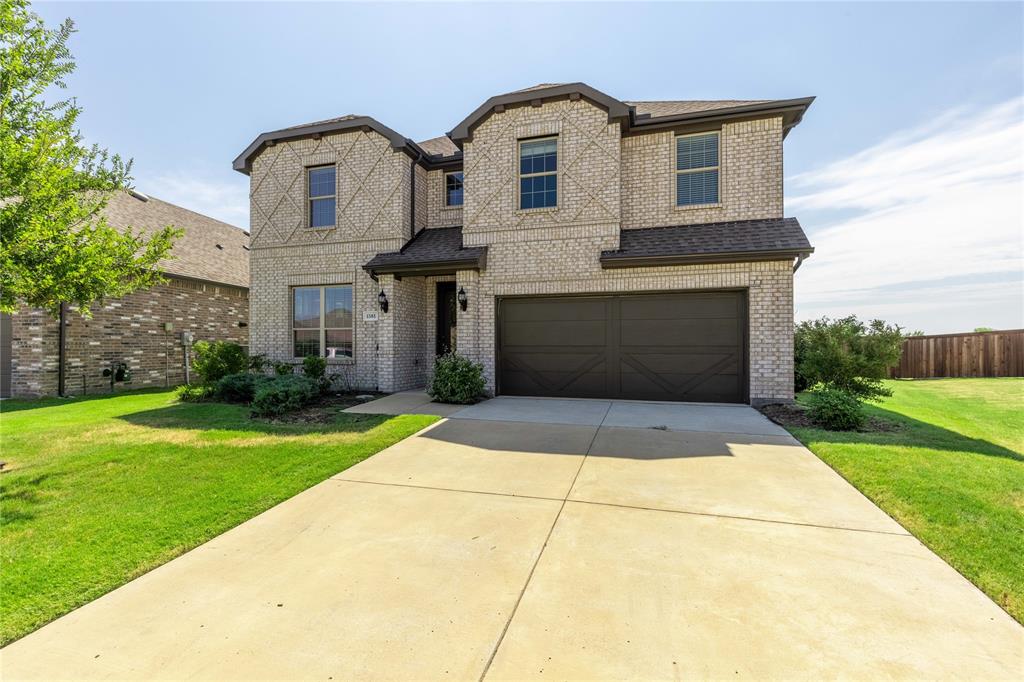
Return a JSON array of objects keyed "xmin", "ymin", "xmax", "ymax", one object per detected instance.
[
  {"xmin": 57, "ymin": 302, "xmax": 66, "ymax": 397},
  {"xmin": 409, "ymin": 149, "xmax": 424, "ymax": 240},
  {"xmin": 793, "ymin": 254, "xmax": 807, "ymax": 273}
]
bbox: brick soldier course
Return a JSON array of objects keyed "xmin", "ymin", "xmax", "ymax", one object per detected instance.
[
  {"xmin": 1, "ymin": 192, "xmax": 249, "ymax": 397},
  {"xmin": 235, "ymin": 83, "xmax": 814, "ymax": 404}
]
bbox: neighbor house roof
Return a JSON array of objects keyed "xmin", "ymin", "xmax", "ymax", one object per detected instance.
[
  {"xmin": 234, "ymin": 83, "xmax": 814, "ymax": 174},
  {"xmin": 600, "ymin": 218, "xmax": 813, "ymax": 268},
  {"xmin": 103, "ymin": 191, "xmax": 249, "ymax": 288},
  {"xmin": 363, "ymin": 226, "xmax": 486, "ymax": 277}
]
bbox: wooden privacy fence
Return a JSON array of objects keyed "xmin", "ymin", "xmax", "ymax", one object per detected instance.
[{"xmin": 891, "ymin": 329, "xmax": 1024, "ymax": 379}]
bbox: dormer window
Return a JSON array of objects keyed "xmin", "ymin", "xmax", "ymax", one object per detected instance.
[
  {"xmin": 519, "ymin": 137, "xmax": 557, "ymax": 209},
  {"xmin": 308, "ymin": 165, "xmax": 336, "ymax": 228},
  {"xmin": 676, "ymin": 132, "xmax": 720, "ymax": 206},
  {"xmin": 445, "ymin": 171, "xmax": 464, "ymax": 206}
]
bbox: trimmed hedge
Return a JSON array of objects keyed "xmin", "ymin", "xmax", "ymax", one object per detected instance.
[
  {"xmin": 806, "ymin": 387, "xmax": 866, "ymax": 431},
  {"xmin": 250, "ymin": 375, "xmax": 318, "ymax": 417},
  {"xmin": 428, "ymin": 353, "xmax": 485, "ymax": 404},
  {"xmin": 216, "ymin": 372, "xmax": 271, "ymax": 403}
]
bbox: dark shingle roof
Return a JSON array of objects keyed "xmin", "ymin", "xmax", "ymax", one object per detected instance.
[
  {"xmin": 416, "ymin": 135, "xmax": 460, "ymax": 157},
  {"xmin": 601, "ymin": 218, "xmax": 813, "ymax": 267},
  {"xmin": 364, "ymin": 226, "xmax": 486, "ymax": 275},
  {"xmin": 627, "ymin": 100, "xmax": 773, "ymax": 119},
  {"xmin": 103, "ymin": 191, "xmax": 249, "ymax": 288}
]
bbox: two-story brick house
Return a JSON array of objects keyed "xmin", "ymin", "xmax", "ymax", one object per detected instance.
[{"xmin": 234, "ymin": 83, "xmax": 813, "ymax": 404}]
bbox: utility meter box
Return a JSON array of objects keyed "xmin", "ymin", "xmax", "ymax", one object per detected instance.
[{"xmin": 181, "ymin": 331, "xmax": 194, "ymax": 345}]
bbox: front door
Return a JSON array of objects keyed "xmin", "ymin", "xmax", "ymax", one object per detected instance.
[{"xmin": 435, "ymin": 282, "xmax": 457, "ymax": 355}]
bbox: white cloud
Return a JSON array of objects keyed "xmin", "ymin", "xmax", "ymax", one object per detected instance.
[
  {"xmin": 137, "ymin": 171, "xmax": 250, "ymax": 230},
  {"xmin": 789, "ymin": 97, "xmax": 1024, "ymax": 332}
]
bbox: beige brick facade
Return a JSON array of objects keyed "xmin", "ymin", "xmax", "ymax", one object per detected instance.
[
  {"xmin": 7, "ymin": 277, "xmax": 248, "ymax": 397},
  {"xmin": 245, "ymin": 93, "xmax": 803, "ymax": 402}
]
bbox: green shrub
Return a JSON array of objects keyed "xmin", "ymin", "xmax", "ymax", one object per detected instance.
[
  {"xmin": 216, "ymin": 372, "xmax": 270, "ymax": 403},
  {"xmin": 302, "ymin": 355, "xmax": 330, "ymax": 393},
  {"xmin": 250, "ymin": 375, "xmax": 318, "ymax": 417},
  {"xmin": 273, "ymin": 361, "xmax": 294, "ymax": 376},
  {"xmin": 806, "ymin": 387, "xmax": 866, "ymax": 431},
  {"xmin": 428, "ymin": 353, "xmax": 485, "ymax": 404},
  {"xmin": 248, "ymin": 353, "xmax": 270, "ymax": 373},
  {"xmin": 177, "ymin": 383, "xmax": 215, "ymax": 403},
  {"xmin": 794, "ymin": 316, "xmax": 903, "ymax": 400},
  {"xmin": 191, "ymin": 341, "xmax": 248, "ymax": 385}
]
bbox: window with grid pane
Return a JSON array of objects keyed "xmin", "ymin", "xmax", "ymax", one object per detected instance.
[
  {"xmin": 519, "ymin": 137, "xmax": 557, "ymax": 209},
  {"xmin": 676, "ymin": 132, "xmax": 719, "ymax": 206},
  {"xmin": 445, "ymin": 171, "xmax": 464, "ymax": 206},
  {"xmin": 307, "ymin": 166, "xmax": 336, "ymax": 228},
  {"xmin": 292, "ymin": 285, "xmax": 352, "ymax": 358}
]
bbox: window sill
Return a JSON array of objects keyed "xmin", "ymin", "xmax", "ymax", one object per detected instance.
[
  {"xmin": 514, "ymin": 206, "xmax": 559, "ymax": 216},
  {"xmin": 441, "ymin": 206, "xmax": 462, "ymax": 211},
  {"xmin": 674, "ymin": 202, "xmax": 722, "ymax": 211},
  {"xmin": 307, "ymin": 225, "xmax": 336, "ymax": 231}
]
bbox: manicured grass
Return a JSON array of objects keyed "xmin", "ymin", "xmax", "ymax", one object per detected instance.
[
  {"xmin": 0, "ymin": 389, "xmax": 437, "ymax": 645},
  {"xmin": 788, "ymin": 378, "xmax": 1024, "ymax": 623}
]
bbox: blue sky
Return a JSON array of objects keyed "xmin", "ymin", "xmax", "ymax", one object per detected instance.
[{"xmin": 36, "ymin": 1, "xmax": 1024, "ymax": 333}]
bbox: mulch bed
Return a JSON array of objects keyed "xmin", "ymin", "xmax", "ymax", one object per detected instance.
[
  {"xmin": 758, "ymin": 402, "xmax": 901, "ymax": 433},
  {"xmin": 260, "ymin": 392, "xmax": 386, "ymax": 425}
]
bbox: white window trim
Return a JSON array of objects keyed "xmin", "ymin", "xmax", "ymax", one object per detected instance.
[
  {"xmin": 516, "ymin": 136, "xmax": 559, "ymax": 212},
  {"xmin": 674, "ymin": 131, "xmax": 721, "ymax": 209},
  {"xmin": 291, "ymin": 284, "xmax": 354, "ymax": 362},
  {"xmin": 444, "ymin": 171, "xmax": 464, "ymax": 208},
  {"xmin": 307, "ymin": 165, "xmax": 337, "ymax": 229}
]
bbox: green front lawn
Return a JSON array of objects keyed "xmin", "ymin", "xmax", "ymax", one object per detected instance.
[
  {"xmin": 788, "ymin": 378, "xmax": 1024, "ymax": 623},
  {"xmin": 0, "ymin": 389, "xmax": 437, "ymax": 645}
]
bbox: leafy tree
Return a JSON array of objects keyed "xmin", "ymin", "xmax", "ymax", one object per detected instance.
[
  {"xmin": 794, "ymin": 316, "xmax": 904, "ymax": 400},
  {"xmin": 0, "ymin": 0, "xmax": 179, "ymax": 317},
  {"xmin": 974, "ymin": 327, "xmax": 995, "ymax": 333}
]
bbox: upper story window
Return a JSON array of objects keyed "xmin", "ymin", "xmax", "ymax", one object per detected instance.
[
  {"xmin": 676, "ymin": 132, "xmax": 720, "ymax": 206},
  {"xmin": 445, "ymin": 171, "xmax": 464, "ymax": 206},
  {"xmin": 519, "ymin": 137, "xmax": 557, "ymax": 209},
  {"xmin": 293, "ymin": 284, "xmax": 353, "ymax": 359},
  {"xmin": 307, "ymin": 165, "xmax": 336, "ymax": 228}
]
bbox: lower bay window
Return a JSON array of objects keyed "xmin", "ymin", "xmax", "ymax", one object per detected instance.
[{"xmin": 292, "ymin": 284, "xmax": 353, "ymax": 359}]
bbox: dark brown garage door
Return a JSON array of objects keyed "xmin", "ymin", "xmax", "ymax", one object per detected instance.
[{"xmin": 497, "ymin": 291, "xmax": 747, "ymax": 403}]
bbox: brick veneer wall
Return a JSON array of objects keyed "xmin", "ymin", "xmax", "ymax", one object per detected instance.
[
  {"xmin": 621, "ymin": 116, "xmax": 784, "ymax": 228},
  {"xmin": 245, "ymin": 99, "xmax": 797, "ymax": 402},
  {"xmin": 8, "ymin": 276, "xmax": 248, "ymax": 397}
]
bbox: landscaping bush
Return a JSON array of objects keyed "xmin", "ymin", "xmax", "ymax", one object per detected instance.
[
  {"xmin": 794, "ymin": 316, "xmax": 903, "ymax": 400},
  {"xmin": 215, "ymin": 372, "xmax": 270, "ymax": 403},
  {"xmin": 302, "ymin": 355, "xmax": 330, "ymax": 393},
  {"xmin": 805, "ymin": 387, "xmax": 866, "ymax": 431},
  {"xmin": 250, "ymin": 375, "xmax": 318, "ymax": 417},
  {"xmin": 428, "ymin": 353, "xmax": 485, "ymax": 404},
  {"xmin": 248, "ymin": 353, "xmax": 270, "ymax": 373},
  {"xmin": 191, "ymin": 341, "xmax": 248, "ymax": 385},
  {"xmin": 177, "ymin": 383, "xmax": 215, "ymax": 403},
  {"xmin": 273, "ymin": 361, "xmax": 294, "ymax": 376}
]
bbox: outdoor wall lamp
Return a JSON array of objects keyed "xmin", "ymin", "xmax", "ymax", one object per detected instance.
[
  {"xmin": 378, "ymin": 289, "xmax": 389, "ymax": 313},
  {"xmin": 457, "ymin": 286, "xmax": 468, "ymax": 311}
]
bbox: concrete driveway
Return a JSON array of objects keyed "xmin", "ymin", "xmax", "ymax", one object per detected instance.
[{"xmin": 3, "ymin": 394, "xmax": 1022, "ymax": 680}]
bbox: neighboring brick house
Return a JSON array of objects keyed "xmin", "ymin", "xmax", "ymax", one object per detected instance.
[
  {"xmin": 0, "ymin": 191, "xmax": 250, "ymax": 397},
  {"xmin": 234, "ymin": 83, "xmax": 814, "ymax": 404}
]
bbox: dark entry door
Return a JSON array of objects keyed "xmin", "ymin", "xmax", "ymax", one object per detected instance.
[
  {"xmin": 497, "ymin": 291, "xmax": 746, "ymax": 403},
  {"xmin": 436, "ymin": 282, "xmax": 457, "ymax": 355}
]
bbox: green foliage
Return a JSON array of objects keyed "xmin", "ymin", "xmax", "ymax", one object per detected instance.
[
  {"xmin": 301, "ymin": 355, "xmax": 330, "ymax": 393},
  {"xmin": 805, "ymin": 386, "xmax": 865, "ymax": 431},
  {"xmin": 794, "ymin": 316, "xmax": 903, "ymax": 400},
  {"xmin": 428, "ymin": 353, "xmax": 486, "ymax": 404},
  {"xmin": 0, "ymin": 1, "xmax": 179, "ymax": 316},
  {"xmin": 247, "ymin": 353, "xmax": 270, "ymax": 373},
  {"xmin": 176, "ymin": 383, "xmax": 214, "ymax": 403},
  {"xmin": 215, "ymin": 372, "xmax": 270, "ymax": 403},
  {"xmin": 974, "ymin": 327, "xmax": 995, "ymax": 333},
  {"xmin": 250, "ymin": 375, "xmax": 318, "ymax": 417},
  {"xmin": 191, "ymin": 341, "xmax": 248, "ymax": 385},
  {"xmin": 273, "ymin": 361, "xmax": 294, "ymax": 376}
]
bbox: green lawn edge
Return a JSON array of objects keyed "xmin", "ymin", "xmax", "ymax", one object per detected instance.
[{"xmin": 0, "ymin": 388, "xmax": 439, "ymax": 645}]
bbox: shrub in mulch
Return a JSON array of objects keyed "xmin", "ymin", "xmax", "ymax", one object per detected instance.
[{"xmin": 758, "ymin": 400, "xmax": 899, "ymax": 433}]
